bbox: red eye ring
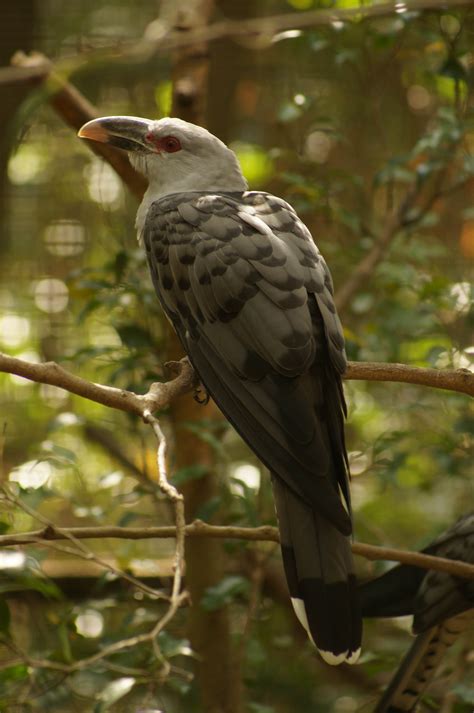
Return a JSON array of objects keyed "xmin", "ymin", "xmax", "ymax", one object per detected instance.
[{"xmin": 161, "ymin": 136, "xmax": 181, "ymax": 153}]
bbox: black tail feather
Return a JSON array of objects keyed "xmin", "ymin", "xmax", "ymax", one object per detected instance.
[{"xmin": 272, "ymin": 474, "xmax": 361, "ymax": 664}]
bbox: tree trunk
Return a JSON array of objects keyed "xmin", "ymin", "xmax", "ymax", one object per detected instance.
[{"xmin": 164, "ymin": 1, "xmax": 243, "ymax": 710}]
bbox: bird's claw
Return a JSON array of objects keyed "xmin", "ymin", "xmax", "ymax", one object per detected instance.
[{"xmin": 194, "ymin": 384, "xmax": 210, "ymax": 405}]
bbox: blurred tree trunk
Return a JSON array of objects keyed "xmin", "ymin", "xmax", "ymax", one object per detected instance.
[
  {"xmin": 0, "ymin": 0, "xmax": 38, "ymax": 249},
  {"xmin": 164, "ymin": 1, "xmax": 243, "ymax": 711}
]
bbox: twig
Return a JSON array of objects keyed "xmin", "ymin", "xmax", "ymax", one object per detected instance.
[
  {"xmin": 0, "ymin": 590, "xmax": 188, "ymax": 675},
  {"xmin": 1, "ymin": 485, "xmax": 167, "ymax": 599},
  {"xmin": 1, "ymin": 353, "xmax": 472, "ymax": 404},
  {"xmin": 83, "ymin": 423, "xmax": 162, "ymax": 501},
  {"xmin": 1, "ymin": 0, "xmax": 473, "ymax": 86},
  {"xmin": 0, "ymin": 520, "xmax": 473, "ymax": 580},
  {"xmin": 142, "ymin": 408, "xmax": 186, "ymax": 603},
  {"xmin": 334, "ymin": 164, "xmax": 459, "ymax": 313}
]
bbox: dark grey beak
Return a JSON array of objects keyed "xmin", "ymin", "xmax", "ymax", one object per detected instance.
[{"xmin": 78, "ymin": 116, "xmax": 153, "ymax": 152}]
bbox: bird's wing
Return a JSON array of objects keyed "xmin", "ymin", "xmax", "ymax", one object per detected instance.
[
  {"xmin": 143, "ymin": 190, "xmax": 361, "ymax": 663},
  {"xmin": 374, "ymin": 613, "xmax": 473, "ymax": 713},
  {"xmin": 360, "ymin": 512, "xmax": 474, "ymax": 628},
  {"xmin": 143, "ymin": 190, "xmax": 350, "ymax": 532},
  {"xmin": 413, "ymin": 511, "xmax": 474, "ymax": 633},
  {"xmin": 359, "ymin": 512, "xmax": 474, "ymax": 712}
]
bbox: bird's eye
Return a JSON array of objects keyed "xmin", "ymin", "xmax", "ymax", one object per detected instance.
[{"xmin": 161, "ymin": 136, "xmax": 182, "ymax": 153}]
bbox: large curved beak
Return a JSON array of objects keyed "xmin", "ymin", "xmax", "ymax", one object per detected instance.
[{"xmin": 78, "ymin": 116, "xmax": 153, "ymax": 152}]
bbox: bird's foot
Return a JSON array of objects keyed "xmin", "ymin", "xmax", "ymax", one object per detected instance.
[{"xmin": 193, "ymin": 384, "xmax": 210, "ymax": 405}]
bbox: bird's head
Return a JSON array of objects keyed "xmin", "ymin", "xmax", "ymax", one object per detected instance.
[{"xmin": 78, "ymin": 116, "xmax": 248, "ymax": 199}]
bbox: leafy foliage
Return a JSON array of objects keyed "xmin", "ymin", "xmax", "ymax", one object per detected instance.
[{"xmin": 0, "ymin": 1, "xmax": 472, "ymax": 711}]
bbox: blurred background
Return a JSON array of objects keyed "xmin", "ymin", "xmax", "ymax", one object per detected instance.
[{"xmin": 0, "ymin": 1, "xmax": 472, "ymax": 711}]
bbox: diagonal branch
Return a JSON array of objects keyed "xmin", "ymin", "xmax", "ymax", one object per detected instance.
[
  {"xmin": 6, "ymin": 52, "xmax": 147, "ymax": 200},
  {"xmin": 334, "ymin": 164, "xmax": 465, "ymax": 313}
]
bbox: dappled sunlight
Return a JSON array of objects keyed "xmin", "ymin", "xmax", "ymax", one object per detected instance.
[
  {"xmin": 10, "ymin": 459, "xmax": 53, "ymax": 489},
  {"xmin": 1, "ymin": 1, "xmax": 472, "ymax": 710}
]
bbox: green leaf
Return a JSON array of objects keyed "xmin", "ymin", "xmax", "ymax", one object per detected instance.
[
  {"xmin": 452, "ymin": 683, "xmax": 474, "ymax": 704},
  {"xmin": 43, "ymin": 443, "xmax": 77, "ymax": 464},
  {"xmin": 154, "ymin": 80, "xmax": 172, "ymax": 117},
  {"xmin": 249, "ymin": 704, "xmax": 276, "ymax": 713},
  {"xmin": 118, "ymin": 511, "xmax": 143, "ymax": 527},
  {"xmin": 157, "ymin": 631, "xmax": 193, "ymax": 658},
  {"xmin": 195, "ymin": 495, "xmax": 222, "ymax": 522},
  {"xmin": 232, "ymin": 143, "xmax": 274, "ymax": 184},
  {"xmin": 182, "ymin": 422, "xmax": 226, "ymax": 456},
  {"xmin": 172, "ymin": 464, "xmax": 209, "ymax": 486},
  {"xmin": 278, "ymin": 102, "xmax": 303, "ymax": 123},
  {"xmin": 439, "ymin": 57, "xmax": 467, "ymax": 82},
  {"xmin": 94, "ymin": 677, "xmax": 136, "ymax": 712},
  {"xmin": 116, "ymin": 324, "xmax": 154, "ymax": 349},
  {"xmin": 201, "ymin": 576, "xmax": 249, "ymax": 612},
  {"xmin": 0, "ymin": 521, "xmax": 9, "ymax": 535},
  {"xmin": 0, "ymin": 572, "xmax": 62, "ymax": 600},
  {"xmin": 113, "ymin": 250, "xmax": 129, "ymax": 281},
  {"xmin": 0, "ymin": 663, "xmax": 28, "ymax": 685}
]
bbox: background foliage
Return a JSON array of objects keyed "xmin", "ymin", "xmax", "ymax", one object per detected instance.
[{"xmin": 0, "ymin": 0, "xmax": 472, "ymax": 711}]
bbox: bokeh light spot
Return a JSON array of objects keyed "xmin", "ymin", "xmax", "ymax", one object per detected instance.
[
  {"xmin": 75, "ymin": 609, "xmax": 104, "ymax": 638},
  {"xmin": 0, "ymin": 315, "xmax": 31, "ymax": 348},
  {"xmin": 305, "ymin": 131, "xmax": 333, "ymax": 163},
  {"xmin": 407, "ymin": 85, "xmax": 432, "ymax": 112},
  {"xmin": 44, "ymin": 220, "xmax": 86, "ymax": 257},
  {"xmin": 34, "ymin": 278, "xmax": 69, "ymax": 313},
  {"xmin": 10, "ymin": 460, "xmax": 52, "ymax": 489},
  {"xmin": 84, "ymin": 159, "xmax": 123, "ymax": 207}
]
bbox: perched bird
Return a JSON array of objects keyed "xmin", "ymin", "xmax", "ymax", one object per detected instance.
[
  {"xmin": 359, "ymin": 512, "xmax": 474, "ymax": 712},
  {"xmin": 78, "ymin": 116, "xmax": 361, "ymax": 664}
]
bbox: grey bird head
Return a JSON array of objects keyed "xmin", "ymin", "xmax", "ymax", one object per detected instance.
[{"xmin": 78, "ymin": 116, "xmax": 248, "ymax": 200}]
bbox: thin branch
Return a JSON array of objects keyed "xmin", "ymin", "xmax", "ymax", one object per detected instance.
[
  {"xmin": 345, "ymin": 361, "xmax": 474, "ymax": 397},
  {"xmin": 1, "ymin": 354, "xmax": 472, "ymax": 407},
  {"xmin": 334, "ymin": 164, "xmax": 461, "ymax": 313},
  {"xmin": 142, "ymin": 408, "xmax": 186, "ymax": 603},
  {"xmin": 334, "ymin": 211, "xmax": 404, "ymax": 312},
  {"xmin": 0, "ymin": 520, "xmax": 473, "ymax": 580},
  {"xmin": 1, "ymin": 0, "xmax": 473, "ymax": 87},
  {"xmin": 1, "ymin": 590, "xmax": 188, "ymax": 675},
  {"xmin": 1, "ymin": 485, "xmax": 167, "ymax": 600}
]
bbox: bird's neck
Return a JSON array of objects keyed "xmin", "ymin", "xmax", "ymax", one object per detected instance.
[{"xmin": 134, "ymin": 163, "xmax": 248, "ymax": 239}]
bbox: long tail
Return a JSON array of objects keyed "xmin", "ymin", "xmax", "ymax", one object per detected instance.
[
  {"xmin": 271, "ymin": 474, "xmax": 361, "ymax": 665},
  {"xmin": 374, "ymin": 612, "xmax": 473, "ymax": 712}
]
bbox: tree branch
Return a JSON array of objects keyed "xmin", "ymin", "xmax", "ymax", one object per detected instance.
[
  {"xmin": 1, "ymin": 0, "xmax": 472, "ymax": 87},
  {"xmin": 334, "ymin": 161, "xmax": 465, "ymax": 313},
  {"xmin": 0, "ymin": 352, "xmax": 197, "ymax": 414},
  {"xmin": 344, "ymin": 361, "xmax": 474, "ymax": 397},
  {"xmin": 6, "ymin": 52, "xmax": 147, "ymax": 200},
  {"xmin": 1, "ymin": 352, "xmax": 472, "ymax": 401},
  {"xmin": 0, "ymin": 520, "xmax": 473, "ymax": 580}
]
